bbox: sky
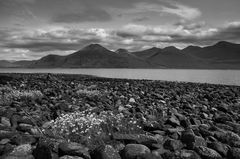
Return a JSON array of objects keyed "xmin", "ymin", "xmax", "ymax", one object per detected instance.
[{"xmin": 0, "ymin": 0, "xmax": 240, "ymax": 60}]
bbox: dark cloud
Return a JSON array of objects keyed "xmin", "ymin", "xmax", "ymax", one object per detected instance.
[
  {"xmin": 52, "ymin": 8, "xmax": 112, "ymax": 23},
  {"xmin": 4, "ymin": 39, "xmax": 101, "ymax": 52},
  {"xmin": 132, "ymin": 17, "xmax": 149, "ymax": 22},
  {"xmin": 174, "ymin": 21, "xmax": 206, "ymax": 30},
  {"xmin": 115, "ymin": 22, "xmax": 240, "ymax": 46},
  {"xmin": 116, "ymin": 32, "xmax": 140, "ymax": 38},
  {"xmin": 215, "ymin": 23, "xmax": 240, "ymax": 41}
]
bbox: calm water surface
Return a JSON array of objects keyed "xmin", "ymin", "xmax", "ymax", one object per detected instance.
[{"xmin": 0, "ymin": 68, "xmax": 240, "ymax": 86}]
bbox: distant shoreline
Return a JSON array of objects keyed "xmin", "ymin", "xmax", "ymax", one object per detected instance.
[{"xmin": 1, "ymin": 72, "xmax": 240, "ymax": 87}]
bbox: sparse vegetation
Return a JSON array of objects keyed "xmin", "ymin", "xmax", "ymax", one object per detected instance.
[
  {"xmin": 76, "ymin": 84, "xmax": 108, "ymax": 98},
  {"xmin": 46, "ymin": 108, "xmax": 142, "ymax": 148},
  {"xmin": 0, "ymin": 86, "xmax": 43, "ymax": 105}
]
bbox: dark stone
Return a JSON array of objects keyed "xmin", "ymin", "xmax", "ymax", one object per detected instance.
[
  {"xmin": 0, "ymin": 143, "xmax": 14, "ymax": 156},
  {"xmin": 91, "ymin": 145, "xmax": 121, "ymax": 159},
  {"xmin": 208, "ymin": 141, "xmax": 229, "ymax": 157},
  {"xmin": 10, "ymin": 134, "xmax": 37, "ymax": 145},
  {"xmin": 112, "ymin": 133, "xmax": 158, "ymax": 146},
  {"xmin": 216, "ymin": 104, "xmax": 228, "ymax": 113},
  {"xmin": 33, "ymin": 139, "xmax": 53, "ymax": 159},
  {"xmin": 163, "ymin": 139, "xmax": 184, "ymax": 151},
  {"xmin": 179, "ymin": 149, "xmax": 201, "ymax": 159},
  {"xmin": 195, "ymin": 146, "xmax": 222, "ymax": 159},
  {"xmin": 228, "ymin": 147, "xmax": 240, "ymax": 159},
  {"xmin": 166, "ymin": 116, "xmax": 180, "ymax": 127},
  {"xmin": 58, "ymin": 142, "xmax": 91, "ymax": 159},
  {"xmin": 181, "ymin": 130, "xmax": 206, "ymax": 149},
  {"xmin": 10, "ymin": 114, "xmax": 21, "ymax": 129},
  {"xmin": 0, "ymin": 130, "xmax": 17, "ymax": 140}
]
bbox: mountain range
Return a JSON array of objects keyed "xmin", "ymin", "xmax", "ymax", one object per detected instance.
[{"xmin": 1, "ymin": 41, "xmax": 240, "ymax": 69}]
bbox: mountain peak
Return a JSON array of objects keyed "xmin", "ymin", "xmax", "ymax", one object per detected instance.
[
  {"xmin": 215, "ymin": 41, "xmax": 234, "ymax": 47},
  {"xmin": 82, "ymin": 44, "xmax": 107, "ymax": 51},
  {"xmin": 116, "ymin": 48, "xmax": 129, "ymax": 54},
  {"xmin": 163, "ymin": 46, "xmax": 179, "ymax": 52},
  {"xmin": 146, "ymin": 47, "xmax": 161, "ymax": 52}
]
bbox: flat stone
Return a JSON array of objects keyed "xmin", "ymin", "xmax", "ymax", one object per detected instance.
[
  {"xmin": 59, "ymin": 142, "xmax": 90, "ymax": 159},
  {"xmin": 180, "ymin": 149, "xmax": 201, "ymax": 159},
  {"xmin": 60, "ymin": 156, "xmax": 84, "ymax": 159},
  {"xmin": 0, "ymin": 139, "xmax": 10, "ymax": 145}
]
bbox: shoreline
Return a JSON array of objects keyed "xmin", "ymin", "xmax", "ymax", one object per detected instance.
[{"xmin": 0, "ymin": 72, "xmax": 239, "ymax": 87}]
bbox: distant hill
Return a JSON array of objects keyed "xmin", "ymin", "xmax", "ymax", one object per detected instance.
[
  {"xmin": 132, "ymin": 46, "xmax": 203, "ymax": 68},
  {"xmin": 0, "ymin": 41, "xmax": 240, "ymax": 69},
  {"xmin": 29, "ymin": 44, "xmax": 150, "ymax": 68},
  {"xmin": 132, "ymin": 47, "xmax": 160, "ymax": 59},
  {"xmin": 0, "ymin": 60, "xmax": 19, "ymax": 68},
  {"xmin": 182, "ymin": 41, "xmax": 240, "ymax": 69}
]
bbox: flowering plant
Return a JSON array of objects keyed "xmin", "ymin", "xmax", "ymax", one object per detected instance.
[{"xmin": 47, "ymin": 109, "xmax": 143, "ymax": 147}]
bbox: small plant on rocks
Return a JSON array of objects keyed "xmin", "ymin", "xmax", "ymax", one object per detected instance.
[
  {"xmin": 0, "ymin": 86, "xmax": 43, "ymax": 105},
  {"xmin": 46, "ymin": 109, "xmax": 143, "ymax": 148}
]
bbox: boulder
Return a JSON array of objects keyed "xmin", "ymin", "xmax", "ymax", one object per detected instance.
[
  {"xmin": 121, "ymin": 144, "xmax": 151, "ymax": 159},
  {"xmin": 58, "ymin": 142, "xmax": 91, "ymax": 159},
  {"xmin": 208, "ymin": 142, "xmax": 229, "ymax": 157},
  {"xmin": 33, "ymin": 139, "xmax": 54, "ymax": 159},
  {"xmin": 195, "ymin": 146, "xmax": 222, "ymax": 159},
  {"xmin": 60, "ymin": 156, "xmax": 84, "ymax": 159},
  {"xmin": 166, "ymin": 116, "xmax": 180, "ymax": 127},
  {"xmin": 228, "ymin": 147, "xmax": 240, "ymax": 159},
  {"xmin": 10, "ymin": 134, "xmax": 36, "ymax": 145},
  {"xmin": 3, "ymin": 144, "xmax": 34, "ymax": 159},
  {"xmin": 91, "ymin": 145, "xmax": 121, "ymax": 159},
  {"xmin": 179, "ymin": 149, "xmax": 201, "ymax": 159},
  {"xmin": 163, "ymin": 139, "xmax": 184, "ymax": 151}
]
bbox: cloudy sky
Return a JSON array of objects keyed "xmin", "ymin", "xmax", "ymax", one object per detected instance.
[{"xmin": 0, "ymin": 0, "xmax": 240, "ymax": 60}]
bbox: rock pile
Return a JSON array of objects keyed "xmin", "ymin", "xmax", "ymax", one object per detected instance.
[{"xmin": 0, "ymin": 73, "xmax": 240, "ymax": 159}]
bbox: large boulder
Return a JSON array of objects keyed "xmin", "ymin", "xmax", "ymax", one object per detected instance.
[
  {"xmin": 91, "ymin": 145, "xmax": 121, "ymax": 159},
  {"xmin": 207, "ymin": 141, "xmax": 229, "ymax": 157},
  {"xmin": 195, "ymin": 146, "xmax": 222, "ymax": 159},
  {"xmin": 121, "ymin": 144, "xmax": 151, "ymax": 159}
]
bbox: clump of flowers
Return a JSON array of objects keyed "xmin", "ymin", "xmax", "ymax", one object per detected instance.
[
  {"xmin": 47, "ymin": 109, "xmax": 143, "ymax": 146},
  {"xmin": 0, "ymin": 86, "xmax": 43, "ymax": 105}
]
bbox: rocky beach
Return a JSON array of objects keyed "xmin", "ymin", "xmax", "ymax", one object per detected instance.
[{"xmin": 0, "ymin": 73, "xmax": 240, "ymax": 159}]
